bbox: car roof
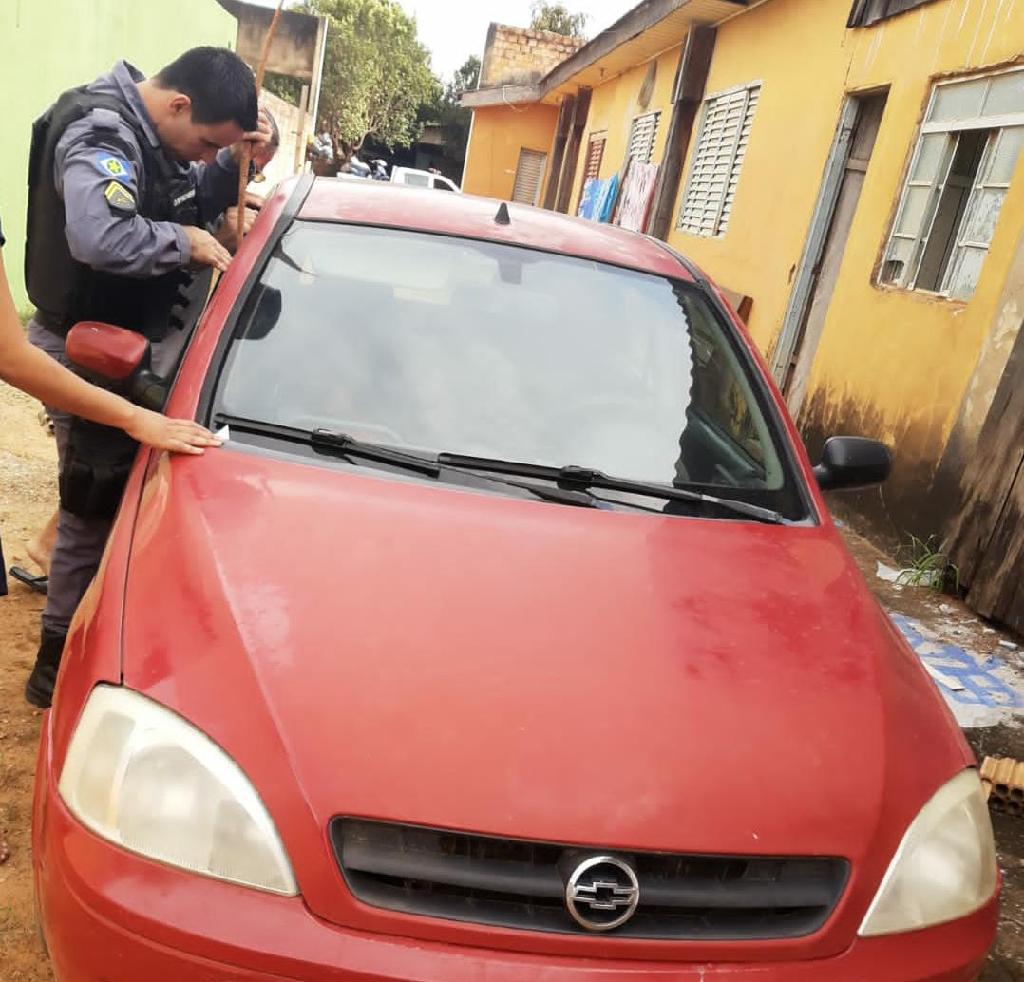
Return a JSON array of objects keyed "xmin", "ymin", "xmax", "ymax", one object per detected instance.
[{"xmin": 297, "ymin": 179, "xmax": 694, "ymax": 281}]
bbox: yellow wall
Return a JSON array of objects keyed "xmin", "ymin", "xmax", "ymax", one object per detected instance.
[
  {"xmin": 666, "ymin": 0, "xmax": 853, "ymax": 352},
  {"xmin": 462, "ymin": 104, "xmax": 560, "ymax": 201},
  {"xmin": 666, "ymin": 0, "xmax": 1024, "ymax": 532},
  {"xmin": 567, "ymin": 45, "xmax": 684, "ymax": 216},
  {"xmin": 460, "ymin": 0, "xmax": 1024, "ymax": 538}
]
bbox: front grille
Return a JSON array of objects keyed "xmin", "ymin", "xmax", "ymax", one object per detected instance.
[{"xmin": 332, "ymin": 819, "xmax": 848, "ymax": 940}]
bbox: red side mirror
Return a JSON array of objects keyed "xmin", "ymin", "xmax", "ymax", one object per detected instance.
[{"xmin": 65, "ymin": 321, "xmax": 150, "ymax": 382}]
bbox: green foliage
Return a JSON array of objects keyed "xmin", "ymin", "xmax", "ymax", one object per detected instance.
[
  {"xmin": 263, "ymin": 71, "xmax": 303, "ymax": 107},
  {"xmin": 895, "ymin": 535, "xmax": 960, "ymax": 592},
  {"xmin": 419, "ymin": 55, "xmax": 481, "ymax": 162},
  {"xmin": 529, "ymin": 2, "xmax": 588, "ymax": 37},
  {"xmin": 449, "ymin": 55, "xmax": 481, "ymax": 98},
  {"xmin": 299, "ymin": 0, "xmax": 440, "ymax": 149}
]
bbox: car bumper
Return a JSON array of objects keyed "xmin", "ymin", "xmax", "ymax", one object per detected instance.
[{"xmin": 35, "ymin": 747, "xmax": 997, "ymax": 982}]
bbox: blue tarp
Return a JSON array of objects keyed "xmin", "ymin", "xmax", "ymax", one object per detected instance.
[{"xmin": 578, "ymin": 175, "xmax": 620, "ymax": 223}]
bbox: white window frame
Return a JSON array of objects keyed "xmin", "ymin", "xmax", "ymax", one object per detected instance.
[
  {"xmin": 879, "ymin": 66, "xmax": 1024, "ymax": 301},
  {"xmin": 677, "ymin": 81, "xmax": 762, "ymax": 239}
]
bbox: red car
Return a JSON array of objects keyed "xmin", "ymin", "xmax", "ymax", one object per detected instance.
[{"xmin": 34, "ymin": 178, "xmax": 998, "ymax": 980}]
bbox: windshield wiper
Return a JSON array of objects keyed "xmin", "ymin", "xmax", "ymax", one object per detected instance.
[
  {"xmin": 214, "ymin": 416, "xmax": 600, "ymax": 509},
  {"xmin": 437, "ymin": 453, "xmax": 788, "ymax": 525}
]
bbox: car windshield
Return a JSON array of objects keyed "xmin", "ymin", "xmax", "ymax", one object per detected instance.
[{"xmin": 215, "ymin": 222, "xmax": 806, "ymax": 518}]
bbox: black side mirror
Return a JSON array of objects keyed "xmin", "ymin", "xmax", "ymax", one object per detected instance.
[{"xmin": 813, "ymin": 436, "xmax": 892, "ymax": 491}]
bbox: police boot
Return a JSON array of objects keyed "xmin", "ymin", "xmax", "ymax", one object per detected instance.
[{"xmin": 25, "ymin": 628, "xmax": 67, "ymax": 709}]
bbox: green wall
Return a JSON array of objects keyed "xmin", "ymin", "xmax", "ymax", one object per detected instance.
[{"xmin": 0, "ymin": 0, "xmax": 237, "ymax": 310}]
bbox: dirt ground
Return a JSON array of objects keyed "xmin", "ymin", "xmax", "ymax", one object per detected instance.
[
  {"xmin": 1, "ymin": 379, "xmax": 1023, "ymax": 980},
  {"xmin": 0, "ymin": 382, "xmax": 57, "ymax": 981}
]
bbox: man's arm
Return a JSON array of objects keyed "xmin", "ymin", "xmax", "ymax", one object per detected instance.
[
  {"xmin": 194, "ymin": 108, "xmax": 278, "ymax": 223},
  {"xmin": 57, "ymin": 110, "xmax": 190, "ymax": 277},
  {"xmin": 57, "ymin": 111, "xmax": 232, "ymax": 275},
  {"xmin": 194, "ymin": 148, "xmax": 243, "ymax": 225},
  {"xmin": 0, "ymin": 249, "xmax": 219, "ymax": 454}
]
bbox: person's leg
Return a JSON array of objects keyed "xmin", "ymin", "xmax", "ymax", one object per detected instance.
[
  {"xmin": 24, "ymin": 319, "xmax": 112, "ymax": 708},
  {"xmin": 26, "ymin": 509, "xmax": 58, "ymax": 576}
]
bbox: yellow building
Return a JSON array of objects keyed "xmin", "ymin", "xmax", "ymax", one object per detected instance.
[{"xmin": 463, "ymin": 0, "xmax": 1024, "ymax": 628}]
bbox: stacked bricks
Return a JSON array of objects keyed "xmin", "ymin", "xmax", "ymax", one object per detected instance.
[
  {"xmin": 980, "ymin": 756, "xmax": 1024, "ymax": 817},
  {"xmin": 479, "ymin": 24, "xmax": 586, "ymax": 88}
]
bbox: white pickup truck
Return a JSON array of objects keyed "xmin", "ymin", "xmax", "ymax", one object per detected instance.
[{"xmin": 390, "ymin": 167, "xmax": 461, "ymax": 193}]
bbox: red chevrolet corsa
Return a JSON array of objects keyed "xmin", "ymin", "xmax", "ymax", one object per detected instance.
[{"xmin": 34, "ymin": 178, "xmax": 998, "ymax": 980}]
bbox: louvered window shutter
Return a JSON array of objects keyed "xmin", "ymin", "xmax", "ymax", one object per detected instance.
[
  {"xmin": 512, "ymin": 149, "xmax": 547, "ymax": 206},
  {"xmin": 627, "ymin": 112, "xmax": 660, "ymax": 164},
  {"xmin": 583, "ymin": 135, "xmax": 606, "ymax": 184},
  {"xmin": 679, "ymin": 85, "xmax": 761, "ymax": 237}
]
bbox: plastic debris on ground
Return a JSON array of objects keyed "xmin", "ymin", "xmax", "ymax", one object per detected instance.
[{"xmin": 890, "ymin": 613, "xmax": 1024, "ymax": 728}]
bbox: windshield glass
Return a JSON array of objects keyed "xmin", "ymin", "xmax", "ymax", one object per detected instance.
[{"xmin": 215, "ymin": 223, "xmax": 806, "ymax": 517}]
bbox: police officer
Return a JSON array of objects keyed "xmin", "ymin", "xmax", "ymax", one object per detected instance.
[
  {"xmin": 23, "ymin": 47, "xmax": 276, "ymax": 708},
  {"xmin": 0, "ymin": 219, "xmax": 219, "ymax": 593}
]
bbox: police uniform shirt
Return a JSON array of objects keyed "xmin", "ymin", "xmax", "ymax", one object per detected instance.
[{"xmin": 55, "ymin": 60, "xmax": 241, "ymax": 277}]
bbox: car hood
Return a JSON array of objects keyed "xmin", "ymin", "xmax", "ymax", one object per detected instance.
[{"xmin": 123, "ymin": 448, "xmax": 969, "ymax": 862}]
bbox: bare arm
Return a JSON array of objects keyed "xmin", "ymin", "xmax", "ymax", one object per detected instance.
[{"xmin": 0, "ymin": 250, "xmax": 220, "ymax": 454}]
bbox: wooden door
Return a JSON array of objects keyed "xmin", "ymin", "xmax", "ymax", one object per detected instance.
[
  {"xmin": 785, "ymin": 93, "xmax": 888, "ymax": 416},
  {"xmin": 949, "ymin": 289, "xmax": 1024, "ymax": 632}
]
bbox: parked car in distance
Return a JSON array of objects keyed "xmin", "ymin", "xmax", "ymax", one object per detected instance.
[
  {"xmin": 391, "ymin": 165, "xmax": 461, "ymax": 192},
  {"xmin": 34, "ymin": 178, "xmax": 997, "ymax": 981}
]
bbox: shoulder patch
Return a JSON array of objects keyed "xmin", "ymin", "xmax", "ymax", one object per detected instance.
[
  {"xmin": 104, "ymin": 180, "xmax": 137, "ymax": 214},
  {"xmin": 95, "ymin": 152, "xmax": 133, "ymax": 183}
]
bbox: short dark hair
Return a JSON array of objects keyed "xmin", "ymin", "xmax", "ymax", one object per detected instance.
[{"xmin": 155, "ymin": 47, "xmax": 258, "ymax": 131}]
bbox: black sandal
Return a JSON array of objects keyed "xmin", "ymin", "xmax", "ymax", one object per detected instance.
[{"xmin": 8, "ymin": 566, "xmax": 48, "ymax": 595}]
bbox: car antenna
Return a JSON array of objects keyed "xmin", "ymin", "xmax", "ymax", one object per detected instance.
[{"xmin": 494, "ymin": 202, "xmax": 511, "ymax": 226}]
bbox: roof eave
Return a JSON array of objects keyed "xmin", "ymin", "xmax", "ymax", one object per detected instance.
[{"xmin": 461, "ymin": 84, "xmax": 543, "ymax": 109}]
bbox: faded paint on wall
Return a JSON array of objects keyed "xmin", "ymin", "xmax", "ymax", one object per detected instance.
[
  {"xmin": 666, "ymin": 0, "xmax": 853, "ymax": 354},
  {"xmin": 0, "ymin": 0, "xmax": 237, "ymax": 309},
  {"xmin": 568, "ymin": 46, "xmax": 684, "ymax": 217},
  {"xmin": 667, "ymin": 0, "xmax": 1024, "ymax": 541},
  {"xmin": 462, "ymin": 103, "xmax": 560, "ymax": 202}
]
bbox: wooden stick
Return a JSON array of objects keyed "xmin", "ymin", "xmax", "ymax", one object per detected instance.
[{"xmin": 236, "ymin": 0, "xmax": 285, "ymax": 245}]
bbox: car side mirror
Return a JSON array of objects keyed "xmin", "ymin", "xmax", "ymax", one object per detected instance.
[
  {"xmin": 813, "ymin": 436, "xmax": 892, "ymax": 491},
  {"xmin": 65, "ymin": 321, "xmax": 168, "ymax": 411}
]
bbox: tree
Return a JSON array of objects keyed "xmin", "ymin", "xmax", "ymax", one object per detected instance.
[
  {"xmin": 529, "ymin": 2, "xmax": 588, "ymax": 37},
  {"xmin": 434, "ymin": 55, "xmax": 481, "ymax": 163},
  {"xmin": 263, "ymin": 71, "xmax": 302, "ymax": 106},
  {"xmin": 299, "ymin": 0, "xmax": 440, "ymax": 152},
  {"xmin": 449, "ymin": 55, "xmax": 481, "ymax": 98}
]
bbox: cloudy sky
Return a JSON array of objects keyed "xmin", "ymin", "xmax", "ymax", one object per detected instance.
[{"xmin": 248, "ymin": 1, "xmax": 632, "ymax": 80}]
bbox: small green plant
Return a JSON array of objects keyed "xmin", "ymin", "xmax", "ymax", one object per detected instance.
[{"xmin": 895, "ymin": 535, "xmax": 960, "ymax": 592}]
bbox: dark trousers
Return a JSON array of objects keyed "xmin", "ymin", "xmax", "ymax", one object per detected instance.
[{"xmin": 27, "ymin": 318, "xmax": 189, "ymax": 635}]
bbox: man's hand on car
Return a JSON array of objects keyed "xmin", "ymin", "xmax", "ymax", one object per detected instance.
[{"xmin": 183, "ymin": 226, "xmax": 233, "ymax": 272}]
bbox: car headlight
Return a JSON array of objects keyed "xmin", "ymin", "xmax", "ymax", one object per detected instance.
[
  {"xmin": 58, "ymin": 686, "xmax": 297, "ymax": 896},
  {"xmin": 859, "ymin": 769, "xmax": 997, "ymax": 936}
]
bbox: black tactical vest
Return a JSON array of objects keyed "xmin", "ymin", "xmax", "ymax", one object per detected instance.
[{"xmin": 26, "ymin": 85, "xmax": 199, "ymax": 340}]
